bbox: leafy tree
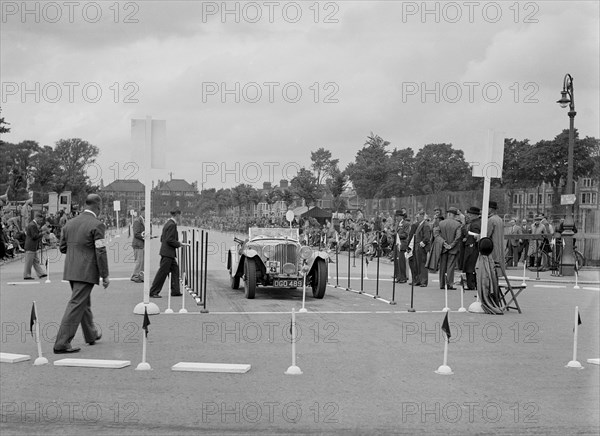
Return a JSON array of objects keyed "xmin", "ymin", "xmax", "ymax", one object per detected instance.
[
  {"xmin": 30, "ymin": 145, "xmax": 62, "ymax": 193},
  {"xmin": 290, "ymin": 167, "xmax": 322, "ymax": 208},
  {"xmin": 278, "ymin": 189, "xmax": 296, "ymax": 209},
  {"xmin": 263, "ymin": 189, "xmax": 280, "ymax": 214},
  {"xmin": 310, "ymin": 147, "xmax": 339, "ymax": 185},
  {"xmin": 345, "ymin": 132, "xmax": 390, "ymax": 199},
  {"xmin": 377, "ymin": 147, "xmax": 415, "ymax": 197},
  {"xmin": 411, "ymin": 143, "xmax": 474, "ymax": 194},
  {"xmin": 53, "ymin": 138, "xmax": 100, "ymax": 204},
  {"xmin": 326, "ymin": 168, "xmax": 347, "ymax": 212},
  {"xmin": 526, "ymin": 130, "xmax": 597, "ymax": 213},
  {"xmin": 0, "ymin": 108, "xmax": 10, "ymax": 139},
  {"xmin": 231, "ymin": 184, "xmax": 259, "ymax": 215},
  {"xmin": 215, "ymin": 188, "xmax": 232, "ymax": 214},
  {"xmin": 0, "ymin": 140, "xmax": 41, "ymax": 200}
]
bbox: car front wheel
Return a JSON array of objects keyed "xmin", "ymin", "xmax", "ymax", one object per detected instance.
[
  {"xmin": 311, "ymin": 258, "xmax": 327, "ymax": 299},
  {"xmin": 244, "ymin": 258, "xmax": 257, "ymax": 299}
]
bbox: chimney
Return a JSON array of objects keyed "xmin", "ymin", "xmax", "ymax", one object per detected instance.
[
  {"xmin": 279, "ymin": 179, "xmax": 289, "ymax": 189},
  {"xmin": 263, "ymin": 181, "xmax": 272, "ymax": 190}
]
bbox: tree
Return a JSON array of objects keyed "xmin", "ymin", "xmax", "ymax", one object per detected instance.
[
  {"xmin": 215, "ymin": 188, "xmax": 233, "ymax": 215},
  {"xmin": 53, "ymin": 138, "xmax": 100, "ymax": 204},
  {"xmin": 310, "ymin": 147, "xmax": 339, "ymax": 185},
  {"xmin": 526, "ymin": 130, "xmax": 597, "ymax": 214},
  {"xmin": 345, "ymin": 132, "xmax": 390, "ymax": 199},
  {"xmin": 0, "ymin": 107, "xmax": 10, "ymax": 139},
  {"xmin": 411, "ymin": 143, "xmax": 474, "ymax": 194},
  {"xmin": 278, "ymin": 189, "xmax": 296, "ymax": 209},
  {"xmin": 0, "ymin": 140, "xmax": 41, "ymax": 200},
  {"xmin": 263, "ymin": 189, "xmax": 280, "ymax": 214},
  {"xmin": 326, "ymin": 168, "xmax": 347, "ymax": 212},
  {"xmin": 377, "ymin": 147, "xmax": 415, "ymax": 197},
  {"xmin": 231, "ymin": 184, "xmax": 259, "ymax": 215},
  {"xmin": 290, "ymin": 167, "xmax": 322, "ymax": 208},
  {"xmin": 30, "ymin": 145, "xmax": 62, "ymax": 193}
]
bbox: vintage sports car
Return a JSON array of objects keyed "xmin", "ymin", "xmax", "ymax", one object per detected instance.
[{"xmin": 227, "ymin": 227, "xmax": 329, "ymax": 299}]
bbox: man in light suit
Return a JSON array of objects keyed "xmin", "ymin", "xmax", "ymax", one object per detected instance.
[
  {"xmin": 54, "ymin": 194, "xmax": 109, "ymax": 354},
  {"xmin": 130, "ymin": 207, "xmax": 145, "ymax": 283},
  {"xmin": 23, "ymin": 211, "xmax": 48, "ymax": 280},
  {"xmin": 438, "ymin": 207, "xmax": 463, "ymax": 290},
  {"xmin": 150, "ymin": 209, "xmax": 185, "ymax": 298}
]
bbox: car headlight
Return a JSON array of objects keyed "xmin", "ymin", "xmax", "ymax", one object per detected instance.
[
  {"xmin": 300, "ymin": 246, "xmax": 312, "ymax": 259},
  {"xmin": 282, "ymin": 263, "xmax": 296, "ymax": 274}
]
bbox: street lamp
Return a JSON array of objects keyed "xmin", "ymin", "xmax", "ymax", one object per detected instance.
[{"xmin": 556, "ymin": 73, "xmax": 576, "ymax": 276}]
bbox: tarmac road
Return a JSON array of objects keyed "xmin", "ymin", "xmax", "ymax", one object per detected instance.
[{"xmin": 1, "ymin": 228, "xmax": 598, "ymax": 435}]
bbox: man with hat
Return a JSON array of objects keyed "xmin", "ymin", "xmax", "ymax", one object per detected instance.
[
  {"xmin": 393, "ymin": 210, "xmax": 410, "ymax": 283},
  {"xmin": 487, "ymin": 201, "xmax": 505, "ymax": 271},
  {"xmin": 23, "ymin": 211, "xmax": 49, "ymax": 280},
  {"xmin": 438, "ymin": 207, "xmax": 463, "ymax": 289},
  {"xmin": 130, "ymin": 207, "xmax": 146, "ymax": 283},
  {"xmin": 149, "ymin": 209, "xmax": 185, "ymax": 298},
  {"xmin": 408, "ymin": 209, "xmax": 431, "ymax": 287},
  {"xmin": 464, "ymin": 206, "xmax": 481, "ymax": 290},
  {"xmin": 528, "ymin": 214, "xmax": 549, "ymax": 266}
]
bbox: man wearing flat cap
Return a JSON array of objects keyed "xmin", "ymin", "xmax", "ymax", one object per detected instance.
[
  {"xmin": 438, "ymin": 207, "xmax": 463, "ymax": 289},
  {"xmin": 487, "ymin": 201, "xmax": 505, "ymax": 271},
  {"xmin": 149, "ymin": 209, "xmax": 184, "ymax": 297},
  {"xmin": 150, "ymin": 209, "xmax": 185, "ymax": 298},
  {"xmin": 463, "ymin": 206, "xmax": 481, "ymax": 290}
]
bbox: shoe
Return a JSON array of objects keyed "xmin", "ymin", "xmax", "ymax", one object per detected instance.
[
  {"xmin": 397, "ymin": 279, "xmax": 407, "ymax": 283},
  {"xmin": 131, "ymin": 279, "xmax": 143, "ymax": 283},
  {"xmin": 171, "ymin": 293, "xmax": 183, "ymax": 297},
  {"xmin": 87, "ymin": 332, "xmax": 102, "ymax": 345},
  {"xmin": 39, "ymin": 274, "xmax": 48, "ymax": 279},
  {"xmin": 409, "ymin": 282, "xmax": 420, "ymax": 286},
  {"xmin": 23, "ymin": 277, "xmax": 35, "ymax": 280},
  {"xmin": 447, "ymin": 287, "xmax": 456, "ymax": 290},
  {"xmin": 150, "ymin": 294, "xmax": 162, "ymax": 298},
  {"xmin": 53, "ymin": 346, "xmax": 81, "ymax": 354},
  {"xmin": 419, "ymin": 284, "xmax": 428, "ymax": 287}
]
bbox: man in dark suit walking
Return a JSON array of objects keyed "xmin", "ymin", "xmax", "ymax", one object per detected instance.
[
  {"xmin": 408, "ymin": 210, "xmax": 431, "ymax": 287},
  {"xmin": 54, "ymin": 194, "xmax": 109, "ymax": 354},
  {"xmin": 393, "ymin": 211, "xmax": 410, "ymax": 283},
  {"xmin": 23, "ymin": 211, "xmax": 48, "ymax": 280},
  {"xmin": 438, "ymin": 207, "xmax": 463, "ymax": 290},
  {"xmin": 150, "ymin": 209, "xmax": 185, "ymax": 298}
]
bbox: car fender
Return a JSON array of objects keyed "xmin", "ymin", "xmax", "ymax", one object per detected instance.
[
  {"xmin": 305, "ymin": 250, "xmax": 329, "ymax": 272},
  {"xmin": 235, "ymin": 250, "xmax": 262, "ymax": 277}
]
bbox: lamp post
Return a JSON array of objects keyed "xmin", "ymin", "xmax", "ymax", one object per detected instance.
[{"xmin": 556, "ymin": 73, "xmax": 576, "ymax": 276}]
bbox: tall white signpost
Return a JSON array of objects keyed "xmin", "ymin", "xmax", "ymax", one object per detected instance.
[
  {"xmin": 114, "ymin": 200, "xmax": 121, "ymax": 238},
  {"xmin": 469, "ymin": 129, "xmax": 505, "ymax": 313},
  {"xmin": 132, "ymin": 116, "xmax": 166, "ymax": 316}
]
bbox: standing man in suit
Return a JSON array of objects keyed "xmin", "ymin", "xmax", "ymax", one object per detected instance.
[
  {"xmin": 130, "ymin": 207, "xmax": 145, "ymax": 283},
  {"xmin": 54, "ymin": 194, "xmax": 108, "ymax": 354},
  {"xmin": 508, "ymin": 219, "xmax": 523, "ymax": 267},
  {"xmin": 408, "ymin": 210, "xmax": 431, "ymax": 287},
  {"xmin": 438, "ymin": 207, "xmax": 463, "ymax": 290},
  {"xmin": 463, "ymin": 206, "xmax": 482, "ymax": 290},
  {"xmin": 393, "ymin": 211, "xmax": 410, "ymax": 283},
  {"xmin": 23, "ymin": 211, "xmax": 48, "ymax": 280},
  {"xmin": 150, "ymin": 209, "xmax": 185, "ymax": 298},
  {"xmin": 487, "ymin": 201, "xmax": 505, "ymax": 271}
]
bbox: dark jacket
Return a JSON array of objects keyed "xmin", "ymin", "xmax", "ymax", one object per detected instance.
[
  {"xmin": 24, "ymin": 219, "xmax": 43, "ymax": 252},
  {"xmin": 439, "ymin": 217, "xmax": 462, "ymax": 254},
  {"xmin": 159, "ymin": 219, "xmax": 182, "ymax": 258},
  {"xmin": 410, "ymin": 219, "xmax": 432, "ymax": 252},
  {"xmin": 132, "ymin": 216, "xmax": 145, "ymax": 249},
  {"xmin": 59, "ymin": 210, "xmax": 109, "ymax": 284}
]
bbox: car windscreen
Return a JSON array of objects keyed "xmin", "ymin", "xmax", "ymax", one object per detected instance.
[{"xmin": 249, "ymin": 227, "xmax": 299, "ymax": 240}]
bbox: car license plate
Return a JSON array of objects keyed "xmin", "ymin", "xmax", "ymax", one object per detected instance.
[{"xmin": 274, "ymin": 279, "xmax": 301, "ymax": 287}]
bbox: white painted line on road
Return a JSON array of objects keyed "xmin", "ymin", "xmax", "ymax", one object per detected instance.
[
  {"xmin": 189, "ymin": 310, "xmax": 482, "ymax": 315},
  {"xmin": 583, "ymin": 287, "xmax": 600, "ymax": 292},
  {"xmin": 6, "ymin": 281, "xmax": 40, "ymax": 285},
  {"xmin": 533, "ymin": 284, "xmax": 566, "ymax": 288}
]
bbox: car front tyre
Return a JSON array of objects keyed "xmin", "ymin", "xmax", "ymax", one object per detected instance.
[
  {"xmin": 311, "ymin": 258, "xmax": 327, "ymax": 299},
  {"xmin": 244, "ymin": 258, "xmax": 257, "ymax": 299}
]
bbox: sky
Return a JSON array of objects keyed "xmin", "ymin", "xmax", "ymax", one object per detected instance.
[{"xmin": 1, "ymin": 0, "xmax": 599, "ymax": 190}]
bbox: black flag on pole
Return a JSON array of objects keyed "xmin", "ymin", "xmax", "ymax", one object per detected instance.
[
  {"xmin": 573, "ymin": 310, "xmax": 582, "ymax": 333},
  {"xmin": 441, "ymin": 312, "xmax": 451, "ymax": 341},
  {"xmin": 142, "ymin": 307, "xmax": 150, "ymax": 337},
  {"xmin": 29, "ymin": 302, "xmax": 36, "ymax": 338}
]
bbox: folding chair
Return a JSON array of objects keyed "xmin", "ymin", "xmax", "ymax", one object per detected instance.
[{"xmin": 495, "ymin": 262, "xmax": 526, "ymax": 313}]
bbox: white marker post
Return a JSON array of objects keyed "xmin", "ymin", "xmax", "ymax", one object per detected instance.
[
  {"xmin": 32, "ymin": 301, "xmax": 48, "ymax": 366},
  {"xmin": 299, "ymin": 265, "xmax": 309, "ymax": 313},
  {"xmin": 458, "ymin": 279, "xmax": 467, "ymax": 312},
  {"xmin": 435, "ymin": 330, "xmax": 453, "ymax": 375},
  {"xmin": 44, "ymin": 258, "xmax": 51, "ymax": 284},
  {"xmin": 442, "ymin": 274, "xmax": 450, "ymax": 312},
  {"xmin": 521, "ymin": 262, "xmax": 527, "ymax": 287},
  {"xmin": 285, "ymin": 308, "xmax": 302, "ymax": 375},
  {"xmin": 165, "ymin": 273, "xmax": 174, "ymax": 314},
  {"xmin": 566, "ymin": 306, "xmax": 583, "ymax": 369},
  {"xmin": 132, "ymin": 116, "xmax": 165, "ymax": 316},
  {"xmin": 573, "ymin": 262, "xmax": 580, "ymax": 289}
]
